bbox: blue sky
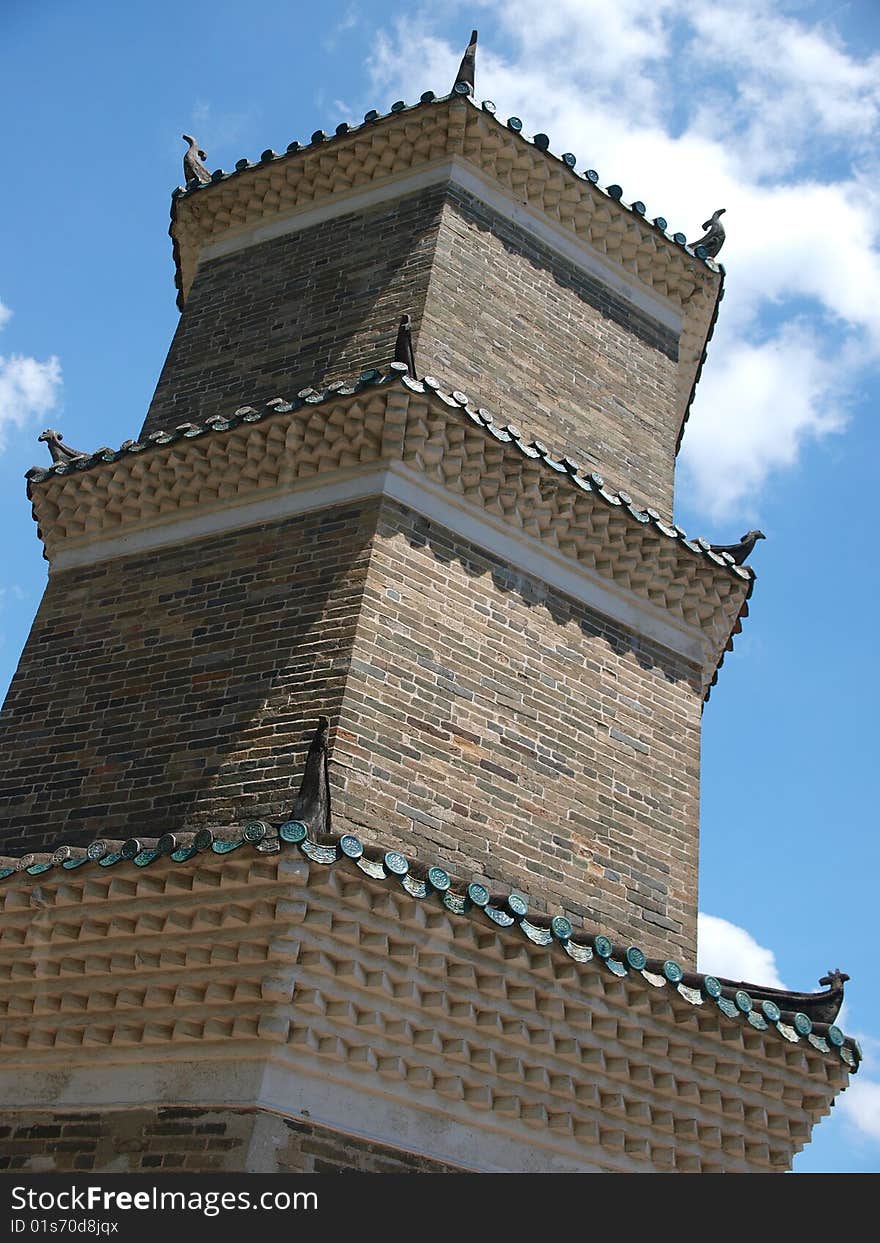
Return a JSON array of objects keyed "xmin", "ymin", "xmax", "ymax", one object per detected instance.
[{"xmin": 1, "ymin": 1, "xmax": 878, "ymax": 1172}]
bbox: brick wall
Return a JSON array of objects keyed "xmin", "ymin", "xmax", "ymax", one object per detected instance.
[
  {"xmin": 330, "ymin": 499, "xmax": 703, "ymax": 961},
  {"xmin": 419, "ymin": 188, "xmax": 681, "ymax": 516},
  {"xmin": 0, "ymin": 1109, "xmax": 461, "ymax": 1173},
  {"xmin": 0, "ymin": 497, "xmax": 704, "ymax": 959},
  {"xmin": 0, "ymin": 503, "xmax": 379, "ymax": 854},
  {"xmin": 142, "ymin": 188, "xmax": 446, "ymax": 439}
]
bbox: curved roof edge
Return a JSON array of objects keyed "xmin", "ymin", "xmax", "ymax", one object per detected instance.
[{"xmin": 0, "ymin": 819, "xmax": 860, "ymax": 1074}]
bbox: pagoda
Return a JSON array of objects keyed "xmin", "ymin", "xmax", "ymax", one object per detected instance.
[{"xmin": 0, "ymin": 34, "xmax": 857, "ymax": 1173}]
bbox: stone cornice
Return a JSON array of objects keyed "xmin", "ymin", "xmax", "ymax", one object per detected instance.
[
  {"xmin": 27, "ymin": 372, "xmax": 751, "ymax": 696},
  {"xmin": 169, "ymin": 95, "xmax": 722, "ymax": 439},
  {"xmin": 0, "ymin": 832, "xmax": 855, "ymax": 1172}
]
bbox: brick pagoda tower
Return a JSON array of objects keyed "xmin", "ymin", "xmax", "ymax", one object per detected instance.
[{"xmin": 0, "ymin": 35, "xmax": 858, "ymax": 1173}]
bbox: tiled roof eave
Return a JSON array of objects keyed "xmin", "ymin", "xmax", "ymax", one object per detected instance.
[
  {"xmin": 0, "ymin": 821, "xmax": 860, "ymax": 1076},
  {"xmin": 25, "ymin": 368, "xmax": 748, "ymax": 582},
  {"xmin": 169, "ymin": 91, "xmax": 720, "ymax": 306},
  {"xmin": 25, "ymin": 368, "xmax": 753, "ymax": 700}
]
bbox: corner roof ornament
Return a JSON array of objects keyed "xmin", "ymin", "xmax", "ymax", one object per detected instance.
[
  {"xmin": 38, "ymin": 429, "xmax": 87, "ymax": 464},
  {"xmin": 182, "ymin": 134, "xmax": 211, "ymax": 187},
  {"xmin": 819, "ymin": 968, "xmax": 850, "ymax": 992},
  {"xmin": 453, "ymin": 29, "xmax": 477, "ymax": 96},
  {"xmin": 690, "ymin": 208, "xmax": 727, "ymax": 259},
  {"xmin": 709, "ymin": 529, "xmax": 765, "ymax": 565},
  {"xmin": 717, "ymin": 967, "xmax": 849, "ymax": 1025}
]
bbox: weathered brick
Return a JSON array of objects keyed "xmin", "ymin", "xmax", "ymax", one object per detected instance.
[
  {"xmin": 143, "ymin": 184, "xmax": 681, "ymax": 516},
  {"xmin": 3, "ymin": 164, "xmax": 706, "ymax": 985}
]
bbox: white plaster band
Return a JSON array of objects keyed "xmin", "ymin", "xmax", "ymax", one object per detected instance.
[
  {"xmin": 199, "ymin": 158, "xmax": 681, "ymax": 335},
  {"xmin": 0, "ymin": 1057, "xmax": 606, "ymax": 1174}
]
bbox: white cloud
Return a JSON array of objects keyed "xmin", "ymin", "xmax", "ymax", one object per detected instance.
[
  {"xmin": 0, "ymin": 300, "xmax": 62, "ymax": 454},
  {"xmin": 837, "ymin": 1032, "xmax": 880, "ymax": 1144},
  {"xmin": 688, "ymin": 2, "xmax": 880, "ymax": 158},
  {"xmin": 841, "ymin": 1078, "xmax": 880, "ymax": 1142},
  {"xmin": 696, "ymin": 912, "xmax": 786, "ymax": 988},
  {"xmin": 478, "ymin": 0, "xmax": 677, "ymax": 111},
  {"xmin": 366, "ymin": 4, "xmax": 880, "ymax": 522},
  {"xmin": 680, "ymin": 324, "xmax": 847, "ymax": 519}
]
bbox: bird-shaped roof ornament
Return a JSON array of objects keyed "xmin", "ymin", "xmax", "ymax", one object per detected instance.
[
  {"xmin": 709, "ymin": 529, "xmax": 765, "ymax": 565},
  {"xmin": 819, "ymin": 968, "xmax": 850, "ymax": 993},
  {"xmin": 453, "ymin": 30, "xmax": 477, "ymax": 96},
  {"xmin": 690, "ymin": 208, "xmax": 726, "ymax": 258},
  {"xmin": 38, "ymin": 429, "xmax": 87, "ymax": 465},
  {"xmin": 182, "ymin": 134, "xmax": 211, "ymax": 187}
]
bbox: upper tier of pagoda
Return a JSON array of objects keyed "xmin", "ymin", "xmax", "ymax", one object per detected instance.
[{"xmin": 169, "ymin": 87, "xmax": 723, "ymax": 459}]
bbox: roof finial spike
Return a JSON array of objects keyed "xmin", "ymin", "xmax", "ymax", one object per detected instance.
[
  {"xmin": 453, "ymin": 29, "xmax": 478, "ymax": 96},
  {"xmin": 182, "ymin": 134, "xmax": 211, "ymax": 187},
  {"xmin": 690, "ymin": 207, "xmax": 726, "ymax": 258},
  {"xmin": 393, "ymin": 314, "xmax": 417, "ymax": 379},
  {"xmin": 286, "ymin": 717, "xmax": 332, "ymax": 838}
]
